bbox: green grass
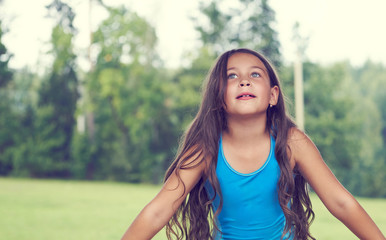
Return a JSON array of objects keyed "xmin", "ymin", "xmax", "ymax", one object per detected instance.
[
  {"xmin": 310, "ymin": 193, "xmax": 386, "ymax": 239},
  {"xmin": 0, "ymin": 178, "xmax": 384, "ymax": 240}
]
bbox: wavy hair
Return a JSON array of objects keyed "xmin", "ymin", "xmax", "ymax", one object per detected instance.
[{"xmin": 164, "ymin": 48, "xmax": 315, "ymax": 239}]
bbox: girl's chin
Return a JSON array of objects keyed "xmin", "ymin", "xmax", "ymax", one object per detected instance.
[{"xmin": 226, "ymin": 111, "xmax": 267, "ymax": 118}]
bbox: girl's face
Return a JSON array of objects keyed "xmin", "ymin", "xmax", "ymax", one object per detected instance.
[{"xmin": 224, "ymin": 52, "xmax": 278, "ymax": 118}]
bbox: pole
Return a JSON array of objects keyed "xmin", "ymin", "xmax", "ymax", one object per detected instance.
[{"xmin": 294, "ymin": 50, "xmax": 305, "ymax": 131}]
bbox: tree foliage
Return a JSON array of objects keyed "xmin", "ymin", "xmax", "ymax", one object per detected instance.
[
  {"xmin": 11, "ymin": 0, "xmax": 80, "ymax": 177},
  {"xmin": 71, "ymin": 5, "xmax": 175, "ymax": 183},
  {"xmin": 0, "ymin": 1, "xmax": 385, "ymax": 197},
  {"xmin": 0, "ymin": 20, "xmax": 14, "ymax": 175},
  {"xmin": 282, "ymin": 61, "xmax": 386, "ymax": 197},
  {"xmin": 303, "ymin": 62, "xmax": 361, "ymax": 187},
  {"xmin": 0, "ymin": 22, "xmax": 12, "ymax": 88},
  {"xmin": 194, "ymin": 0, "xmax": 281, "ymax": 66},
  {"xmin": 349, "ymin": 61, "xmax": 386, "ymax": 196}
]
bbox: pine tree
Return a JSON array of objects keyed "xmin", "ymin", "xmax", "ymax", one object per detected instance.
[
  {"xmin": 194, "ymin": 0, "xmax": 281, "ymax": 66},
  {"xmin": 33, "ymin": 0, "xmax": 79, "ymax": 177},
  {"xmin": 0, "ymin": 20, "xmax": 14, "ymax": 175}
]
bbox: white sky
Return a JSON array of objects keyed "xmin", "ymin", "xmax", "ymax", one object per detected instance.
[{"xmin": 1, "ymin": 0, "xmax": 386, "ymax": 70}]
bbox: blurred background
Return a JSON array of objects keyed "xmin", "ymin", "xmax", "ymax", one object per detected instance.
[{"xmin": 0, "ymin": 0, "xmax": 385, "ymax": 198}]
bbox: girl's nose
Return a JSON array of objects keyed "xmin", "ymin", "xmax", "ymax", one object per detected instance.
[{"xmin": 239, "ymin": 79, "xmax": 251, "ymax": 87}]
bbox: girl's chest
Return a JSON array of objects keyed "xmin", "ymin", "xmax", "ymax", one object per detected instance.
[{"xmin": 222, "ymin": 142, "xmax": 271, "ymax": 174}]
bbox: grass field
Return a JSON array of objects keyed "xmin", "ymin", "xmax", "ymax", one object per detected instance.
[{"xmin": 0, "ymin": 178, "xmax": 385, "ymax": 240}]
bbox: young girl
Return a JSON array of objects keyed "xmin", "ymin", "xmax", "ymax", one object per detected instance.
[{"xmin": 122, "ymin": 48, "xmax": 385, "ymax": 239}]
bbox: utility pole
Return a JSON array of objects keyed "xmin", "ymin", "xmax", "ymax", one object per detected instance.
[
  {"xmin": 77, "ymin": 0, "xmax": 96, "ymax": 140},
  {"xmin": 86, "ymin": 0, "xmax": 95, "ymax": 141},
  {"xmin": 294, "ymin": 50, "xmax": 304, "ymax": 131},
  {"xmin": 292, "ymin": 22, "xmax": 308, "ymax": 131}
]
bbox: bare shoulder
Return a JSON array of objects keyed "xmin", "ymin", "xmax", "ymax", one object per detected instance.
[
  {"xmin": 175, "ymin": 145, "xmax": 210, "ymax": 173},
  {"xmin": 285, "ymin": 127, "xmax": 313, "ymax": 168},
  {"xmin": 163, "ymin": 145, "xmax": 208, "ymax": 194},
  {"xmin": 287, "ymin": 127, "xmax": 312, "ymax": 145},
  {"xmin": 287, "ymin": 127, "xmax": 319, "ymax": 162}
]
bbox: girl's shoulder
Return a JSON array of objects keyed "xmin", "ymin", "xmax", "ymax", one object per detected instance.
[
  {"xmin": 287, "ymin": 127, "xmax": 316, "ymax": 167},
  {"xmin": 287, "ymin": 127, "xmax": 320, "ymax": 167},
  {"xmin": 287, "ymin": 127, "xmax": 308, "ymax": 144},
  {"xmin": 177, "ymin": 144, "xmax": 211, "ymax": 174}
]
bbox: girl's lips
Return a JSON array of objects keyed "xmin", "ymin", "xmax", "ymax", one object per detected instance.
[{"xmin": 236, "ymin": 93, "xmax": 256, "ymax": 100}]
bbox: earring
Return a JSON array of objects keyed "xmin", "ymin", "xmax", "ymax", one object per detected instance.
[{"xmin": 269, "ymin": 104, "xmax": 273, "ymax": 108}]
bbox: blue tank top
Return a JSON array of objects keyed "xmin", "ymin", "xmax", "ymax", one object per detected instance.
[{"xmin": 204, "ymin": 135, "xmax": 293, "ymax": 240}]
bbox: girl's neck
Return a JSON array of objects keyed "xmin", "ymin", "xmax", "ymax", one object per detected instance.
[{"xmin": 223, "ymin": 114, "xmax": 269, "ymax": 145}]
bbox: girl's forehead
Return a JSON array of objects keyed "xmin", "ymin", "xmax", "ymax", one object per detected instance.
[{"xmin": 227, "ymin": 52, "xmax": 266, "ymax": 70}]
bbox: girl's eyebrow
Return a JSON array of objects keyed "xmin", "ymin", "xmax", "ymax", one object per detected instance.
[{"xmin": 227, "ymin": 66, "xmax": 267, "ymax": 73}]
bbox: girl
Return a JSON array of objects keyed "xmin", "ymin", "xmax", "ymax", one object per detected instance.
[{"xmin": 122, "ymin": 48, "xmax": 385, "ymax": 239}]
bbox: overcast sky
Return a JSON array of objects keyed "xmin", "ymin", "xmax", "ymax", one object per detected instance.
[{"xmin": 1, "ymin": 0, "xmax": 386, "ymax": 70}]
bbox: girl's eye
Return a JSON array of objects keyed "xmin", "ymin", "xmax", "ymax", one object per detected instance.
[
  {"xmin": 251, "ymin": 72, "xmax": 260, "ymax": 78},
  {"xmin": 228, "ymin": 73, "xmax": 238, "ymax": 79}
]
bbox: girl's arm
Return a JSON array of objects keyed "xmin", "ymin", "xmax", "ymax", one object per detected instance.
[
  {"xmin": 289, "ymin": 128, "xmax": 385, "ymax": 239},
  {"xmin": 121, "ymin": 149, "xmax": 207, "ymax": 240}
]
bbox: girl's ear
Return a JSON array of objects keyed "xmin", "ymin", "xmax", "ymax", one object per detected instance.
[{"xmin": 269, "ymin": 85, "xmax": 279, "ymax": 106}]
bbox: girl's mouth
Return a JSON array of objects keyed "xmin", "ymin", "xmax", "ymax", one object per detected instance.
[{"xmin": 236, "ymin": 93, "xmax": 256, "ymax": 99}]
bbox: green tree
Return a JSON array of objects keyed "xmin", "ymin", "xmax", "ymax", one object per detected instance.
[
  {"xmin": 349, "ymin": 61, "xmax": 386, "ymax": 197},
  {"xmin": 303, "ymin": 62, "xmax": 361, "ymax": 190},
  {"xmin": 0, "ymin": 20, "xmax": 14, "ymax": 175},
  {"xmin": 281, "ymin": 58, "xmax": 386, "ymax": 197},
  {"xmin": 194, "ymin": 0, "xmax": 281, "ymax": 66},
  {"xmin": 75, "ymin": 5, "xmax": 174, "ymax": 183},
  {"xmin": 4, "ymin": 68, "xmax": 41, "ymax": 177},
  {"xmin": 28, "ymin": 0, "xmax": 79, "ymax": 177},
  {"xmin": 168, "ymin": 48, "xmax": 216, "ymax": 131},
  {"xmin": 0, "ymin": 23, "xmax": 12, "ymax": 88}
]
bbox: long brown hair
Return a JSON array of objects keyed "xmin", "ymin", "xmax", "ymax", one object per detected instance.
[{"xmin": 164, "ymin": 48, "xmax": 315, "ymax": 239}]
